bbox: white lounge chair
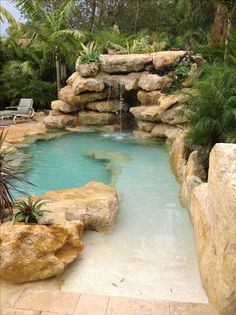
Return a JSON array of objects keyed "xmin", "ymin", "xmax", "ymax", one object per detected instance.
[{"xmin": 0, "ymin": 98, "xmax": 35, "ymax": 124}]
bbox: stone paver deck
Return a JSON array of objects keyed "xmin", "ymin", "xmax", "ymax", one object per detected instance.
[{"xmin": 1, "ymin": 289, "xmax": 218, "ymax": 315}]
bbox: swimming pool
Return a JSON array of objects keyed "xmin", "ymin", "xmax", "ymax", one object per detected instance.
[{"xmin": 14, "ymin": 131, "xmax": 207, "ymax": 303}]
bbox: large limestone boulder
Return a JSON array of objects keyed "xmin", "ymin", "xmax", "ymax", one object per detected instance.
[
  {"xmin": 51, "ymin": 100, "xmax": 79, "ymax": 113},
  {"xmin": 40, "ymin": 182, "xmax": 118, "ymax": 233},
  {"xmin": 137, "ymin": 90, "xmax": 163, "ymax": 105},
  {"xmin": 180, "ymin": 150, "xmax": 206, "ymax": 210},
  {"xmin": 206, "ymin": 144, "xmax": 236, "ymax": 315},
  {"xmin": 158, "ymin": 93, "xmax": 186, "ymax": 111},
  {"xmin": 138, "ymin": 74, "xmax": 172, "ymax": 91},
  {"xmin": 32, "ymin": 111, "xmax": 46, "ymax": 122},
  {"xmin": 133, "ymin": 129, "xmax": 153, "ymax": 139},
  {"xmin": 181, "ymin": 175, "xmax": 203, "ymax": 210},
  {"xmin": 190, "ymin": 183, "xmax": 210, "ymax": 262},
  {"xmin": 0, "ymin": 220, "xmax": 84, "ymax": 283},
  {"xmin": 151, "ymin": 123, "xmax": 184, "ymax": 141},
  {"xmin": 100, "ymin": 54, "xmax": 152, "ymax": 73},
  {"xmin": 86, "ymin": 100, "xmax": 128, "ymax": 113},
  {"xmin": 152, "ymin": 51, "xmax": 187, "ymax": 69},
  {"xmin": 159, "ymin": 104, "xmax": 189, "ymax": 125},
  {"xmin": 129, "ymin": 105, "xmax": 160, "ymax": 122},
  {"xmin": 169, "ymin": 135, "xmax": 187, "ymax": 182},
  {"xmin": 137, "ymin": 120, "xmax": 155, "ymax": 132},
  {"xmin": 59, "ymin": 86, "xmax": 113, "ymax": 106},
  {"xmin": 190, "ymin": 144, "xmax": 236, "ymax": 315},
  {"xmin": 66, "ymin": 72, "xmax": 79, "ymax": 86},
  {"xmin": 48, "ymin": 109, "xmax": 63, "ymax": 116},
  {"xmin": 78, "ymin": 111, "xmax": 116, "ymax": 126},
  {"xmin": 76, "ymin": 61, "xmax": 99, "ymax": 77},
  {"xmin": 72, "ymin": 74, "xmax": 105, "ymax": 95},
  {"xmin": 184, "ymin": 151, "xmax": 206, "ymax": 181},
  {"xmin": 103, "ymin": 72, "xmax": 147, "ymax": 90},
  {"xmin": 43, "ymin": 113, "xmax": 78, "ymax": 130}
]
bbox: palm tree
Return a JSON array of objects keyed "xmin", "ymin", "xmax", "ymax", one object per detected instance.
[
  {"xmin": 12, "ymin": 0, "xmax": 83, "ymax": 95},
  {"xmin": 0, "ymin": 4, "xmax": 20, "ymax": 29}
]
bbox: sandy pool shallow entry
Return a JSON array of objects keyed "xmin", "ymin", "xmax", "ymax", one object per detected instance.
[{"xmin": 9, "ymin": 132, "xmax": 207, "ymax": 303}]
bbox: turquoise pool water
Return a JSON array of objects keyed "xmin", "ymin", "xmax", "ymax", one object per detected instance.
[
  {"xmin": 16, "ymin": 131, "xmax": 165, "ymax": 196},
  {"xmin": 14, "ymin": 131, "xmax": 207, "ymax": 302}
]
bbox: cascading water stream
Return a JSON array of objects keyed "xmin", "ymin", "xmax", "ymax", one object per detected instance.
[{"xmin": 118, "ymin": 85, "xmax": 125, "ymax": 135}]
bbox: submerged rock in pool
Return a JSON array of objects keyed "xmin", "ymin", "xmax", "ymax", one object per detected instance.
[
  {"xmin": 86, "ymin": 150, "xmax": 131, "ymax": 186},
  {"xmin": 0, "ymin": 220, "xmax": 84, "ymax": 283}
]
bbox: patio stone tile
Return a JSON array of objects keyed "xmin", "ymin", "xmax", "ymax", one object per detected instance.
[
  {"xmin": 1, "ymin": 290, "xmax": 24, "ymax": 308},
  {"xmin": 170, "ymin": 302, "xmax": 219, "ymax": 315},
  {"xmin": 41, "ymin": 312, "xmax": 70, "ymax": 315},
  {"xmin": 14, "ymin": 290, "xmax": 80, "ymax": 314},
  {"xmin": 1, "ymin": 308, "xmax": 40, "ymax": 315},
  {"xmin": 106, "ymin": 296, "xmax": 169, "ymax": 315},
  {"xmin": 74, "ymin": 294, "xmax": 109, "ymax": 315}
]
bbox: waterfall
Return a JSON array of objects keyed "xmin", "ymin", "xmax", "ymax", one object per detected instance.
[{"xmin": 118, "ymin": 85, "xmax": 125, "ymax": 134}]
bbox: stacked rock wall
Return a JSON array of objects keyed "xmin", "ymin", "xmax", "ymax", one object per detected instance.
[{"xmin": 43, "ymin": 51, "xmax": 200, "ymax": 136}]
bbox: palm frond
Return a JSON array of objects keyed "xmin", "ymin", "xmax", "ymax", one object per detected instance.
[
  {"xmin": 12, "ymin": 0, "xmax": 47, "ymax": 24},
  {"xmin": 184, "ymin": 61, "xmax": 236, "ymax": 165},
  {"xmin": 0, "ymin": 5, "xmax": 20, "ymax": 28},
  {"xmin": 50, "ymin": 29, "xmax": 83, "ymax": 43},
  {"xmin": 58, "ymin": 0, "xmax": 75, "ymax": 29}
]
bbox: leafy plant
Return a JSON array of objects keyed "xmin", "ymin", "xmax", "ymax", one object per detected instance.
[
  {"xmin": 0, "ymin": 4, "xmax": 20, "ymax": 28},
  {"xmin": 78, "ymin": 41, "xmax": 100, "ymax": 64},
  {"xmin": 169, "ymin": 58, "xmax": 192, "ymax": 91},
  {"xmin": 12, "ymin": 0, "xmax": 83, "ymax": 93},
  {"xmin": 12, "ymin": 197, "xmax": 50, "ymax": 224},
  {"xmin": 79, "ymin": 52, "xmax": 100, "ymax": 64},
  {"xmin": 87, "ymin": 25, "xmax": 127, "ymax": 53},
  {"xmin": 0, "ymin": 59, "xmax": 56, "ymax": 109},
  {"xmin": 80, "ymin": 41, "xmax": 98, "ymax": 56},
  {"xmin": 0, "ymin": 129, "xmax": 29, "ymax": 222},
  {"xmin": 127, "ymin": 36, "xmax": 167, "ymax": 54},
  {"xmin": 185, "ymin": 62, "xmax": 236, "ymax": 164}
]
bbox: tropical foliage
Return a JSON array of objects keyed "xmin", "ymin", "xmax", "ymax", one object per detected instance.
[
  {"xmin": 0, "ymin": 129, "xmax": 27, "ymax": 222},
  {"xmin": 78, "ymin": 41, "xmax": 100, "ymax": 64},
  {"xmin": 0, "ymin": 0, "xmax": 235, "ymax": 163},
  {"xmin": 185, "ymin": 60, "xmax": 236, "ymax": 164},
  {"xmin": 0, "ymin": 4, "xmax": 19, "ymax": 28}
]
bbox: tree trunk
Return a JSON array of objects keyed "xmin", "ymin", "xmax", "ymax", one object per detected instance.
[
  {"xmin": 55, "ymin": 54, "xmax": 61, "ymax": 97},
  {"xmin": 231, "ymin": 1, "xmax": 236, "ymax": 28},
  {"xmin": 211, "ymin": 3, "xmax": 228, "ymax": 45},
  {"xmin": 224, "ymin": 1, "xmax": 236, "ymax": 64},
  {"xmin": 134, "ymin": 0, "xmax": 139, "ymax": 33},
  {"xmin": 224, "ymin": 12, "xmax": 231, "ymax": 64},
  {"xmin": 98, "ymin": 0, "xmax": 105, "ymax": 27},
  {"xmin": 90, "ymin": 0, "xmax": 97, "ymax": 30}
]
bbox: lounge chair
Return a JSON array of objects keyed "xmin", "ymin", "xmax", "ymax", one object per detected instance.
[{"xmin": 0, "ymin": 98, "xmax": 35, "ymax": 124}]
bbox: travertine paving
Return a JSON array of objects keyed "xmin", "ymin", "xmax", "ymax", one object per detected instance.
[{"xmin": 1, "ymin": 289, "xmax": 218, "ymax": 315}]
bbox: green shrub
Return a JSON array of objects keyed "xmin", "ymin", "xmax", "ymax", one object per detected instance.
[
  {"xmin": 185, "ymin": 62, "xmax": 236, "ymax": 163},
  {"xmin": 86, "ymin": 25, "xmax": 127, "ymax": 53},
  {"xmin": 0, "ymin": 60, "xmax": 56, "ymax": 109},
  {"xmin": 126, "ymin": 35, "xmax": 167, "ymax": 53}
]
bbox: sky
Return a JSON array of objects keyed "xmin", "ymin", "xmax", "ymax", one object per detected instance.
[{"xmin": 0, "ymin": 0, "xmax": 26, "ymax": 36}]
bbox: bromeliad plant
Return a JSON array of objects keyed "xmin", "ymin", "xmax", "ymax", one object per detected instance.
[
  {"xmin": 79, "ymin": 41, "xmax": 100, "ymax": 64},
  {"xmin": 12, "ymin": 197, "xmax": 50, "ymax": 224}
]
